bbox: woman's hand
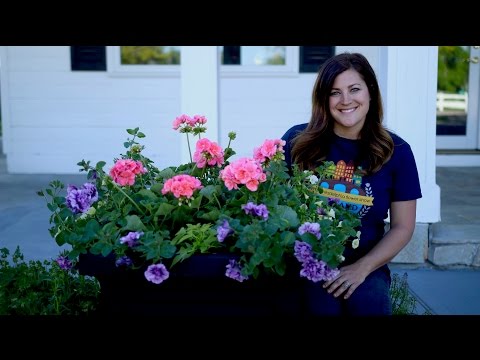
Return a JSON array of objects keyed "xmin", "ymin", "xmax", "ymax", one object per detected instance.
[{"xmin": 323, "ymin": 262, "xmax": 369, "ymax": 299}]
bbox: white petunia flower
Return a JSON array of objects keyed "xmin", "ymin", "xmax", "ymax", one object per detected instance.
[
  {"xmin": 327, "ymin": 208, "xmax": 336, "ymax": 218},
  {"xmin": 352, "ymin": 238, "xmax": 360, "ymax": 249}
]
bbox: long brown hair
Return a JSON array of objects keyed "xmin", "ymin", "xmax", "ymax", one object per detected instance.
[{"xmin": 291, "ymin": 52, "xmax": 394, "ymax": 174}]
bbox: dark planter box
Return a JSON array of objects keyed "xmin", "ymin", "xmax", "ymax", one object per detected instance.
[{"xmin": 77, "ymin": 253, "xmax": 309, "ymax": 317}]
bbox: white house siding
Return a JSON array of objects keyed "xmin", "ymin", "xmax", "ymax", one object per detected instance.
[
  {"xmin": 1, "ymin": 46, "xmax": 182, "ymax": 174},
  {"xmin": 220, "ymin": 75, "xmax": 316, "ymax": 159}
]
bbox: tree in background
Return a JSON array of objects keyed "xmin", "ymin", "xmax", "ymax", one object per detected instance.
[
  {"xmin": 437, "ymin": 46, "xmax": 469, "ymax": 93},
  {"xmin": 121, "ymin": 46, "xmax": 180, "ymax": 65}
]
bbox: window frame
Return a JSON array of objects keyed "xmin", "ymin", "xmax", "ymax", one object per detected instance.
[
  {"xmin": 106, "ymin": 46, "xmax": 299, "ymax": 78},
  {"xmin": 106, "ymin": 46, "xmax": 181, "ymax": 77}
]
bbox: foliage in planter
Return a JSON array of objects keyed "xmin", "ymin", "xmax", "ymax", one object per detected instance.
[
  {"xmin": 39, "ymin": 115, "xmax": 361, "ymax": 286},
  {"xmin": 0, "ymin": 246, "xmax": 100, "ymax": 315}
]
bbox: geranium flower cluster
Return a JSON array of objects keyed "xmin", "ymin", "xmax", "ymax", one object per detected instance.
[{"xmin": 40, "ymin": 114, "xmax": 361, "ymax": 286}]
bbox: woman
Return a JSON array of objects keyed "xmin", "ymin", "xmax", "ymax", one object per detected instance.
[{"xmin": 281, "ymin": 52, "xmax": 422, "ymax": 315}]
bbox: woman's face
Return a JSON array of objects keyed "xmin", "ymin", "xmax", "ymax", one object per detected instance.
[{"xmin": 328, "ymin": 69, "xmax": 370, "ymax": 139}]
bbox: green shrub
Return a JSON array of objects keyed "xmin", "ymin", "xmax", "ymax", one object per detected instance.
[
  {"xmin": 0, "ymin": 246, "xmax": 100, "ymax": 315},
  {"xmin": 391, "ymin": 272, "xmax": 419, "ymax": 315}
]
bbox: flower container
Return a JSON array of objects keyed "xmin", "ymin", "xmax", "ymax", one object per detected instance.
[{"xmin": 77, "ymin": 252, "xmax": 307, "ymax": 317}]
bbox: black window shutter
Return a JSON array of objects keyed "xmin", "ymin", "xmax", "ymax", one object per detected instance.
[
  {"xmin": 223, "ymin": 46, "xmax": 241, "ymax": 65},
  {"xmin": 299, "ymin": 46, "xmax": 335, "ymax": 73},
  {"xmin": 71, "ymin": 46, "xmax": 107, "ymax": 71}
]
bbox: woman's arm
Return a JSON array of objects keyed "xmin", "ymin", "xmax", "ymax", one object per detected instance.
[
  {"xmin": 358, "ymin": 199, "xmax": 417, "ymax": 272},
  {"xmin": 323, "ymin": 199, "xmax": 417, "ymax": 299}
]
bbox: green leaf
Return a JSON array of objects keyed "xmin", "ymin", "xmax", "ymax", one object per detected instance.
[
  {"xmin": 157, "ymin": 167, "xmax": 176, "ymax": 180},
  {"xmin": 199, "ymin": 209, "xmax": 221, "ymax": 221},
  {"xmin": 47, "ymin": 203, "xmax": 58, "ymax": 212},
  {"xmin": 199, "ymin": 185, "xmax": 217, "ymax": 200},
  {"xmin": 124, "ymin": 215, "xmax": 146, "ymax": 231},
  {"xmin": 150, "ymin": 183, "xmax": 164, "ymax": 194},
  {"xmin": 155, "ymin": 203, "xmax": 176, "ymax": 217},
  {"xmin": 159, "ymin": 241, "xmax": 177, "ymax": 259},
  {"xmin": 82, "ymin": 219, "xmax": 101, "ymax": 241},
  {"xmin": 190, "ymin": 194, "xmax": 202, "ymax": 209},
  {"xmin": 137, "ymin": 189, "xmax": 158, "ymax": 201},
  {"xmin": 275, "ymin": 205, "xmax": 299, "ymax": 229}
]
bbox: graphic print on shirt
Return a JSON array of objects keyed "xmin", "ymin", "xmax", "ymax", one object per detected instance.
[{"xmin": 318, "ymin": 160, "xmax": 373, "ymax": 218}]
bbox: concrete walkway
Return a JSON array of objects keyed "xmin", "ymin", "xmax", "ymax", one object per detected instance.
[{"xmin": 1, "ymin": 158, "xmax": 480, "ymax": 315}]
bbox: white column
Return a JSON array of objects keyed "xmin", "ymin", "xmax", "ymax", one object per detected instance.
[
  {"xmin": 378, "ymin": 46, "xmax": 441, "ymax": 223},
  {"xmin": 0, "ymin": 46, "xmax": 11, "ymax": 158},
  {"xmin": 180, "ymin": 46, "xmax": 219, "ymax": 164}
]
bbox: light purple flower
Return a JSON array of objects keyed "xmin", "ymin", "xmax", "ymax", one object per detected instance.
[
  {"xmin": 119, "ymin": 231, "xmax": 144, "ymax": 247},
  {"xmin": 299, "ymin": 258, "xmax": 339, "ymax": 283},
  {"xmin": 115, "ymin": 255, "xmax": 133, "ymax": 267},
  {"xmin": 56, "ymin": 255, "xmax": 72, "ymax": 270},
  {"xmin": 241, "ymin": 202, "xmax": 269, "ymax": 220},
  {"xmin": 65, "ymin": 182, "xmax": 98, "ymax": 214},
  {"xmin": 294, "ymin": 240, "xmax": 313, "ymax": 263},
  {"xmin": 217, "ymin": 220, "xmax": 233, "ymax": 242},
  {"xmin": 225, "ymin": 259, "xmax": 249, "ymax": 282},
  {"xmin": 298, "ymin": 222, "xmax": 321, "ymax": 239},
  {"xmin": 144, "ymin": 263, "xmax": 170, "ymax": 284}
]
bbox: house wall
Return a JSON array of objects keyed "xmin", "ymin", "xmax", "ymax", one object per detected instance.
[
  {"xmin": 0, "ymin": 46, "xmax": 383, "ymax": 174},
  {"xmin": 1, "ymin": 46, "xmax": 182, "ymax": 173}
]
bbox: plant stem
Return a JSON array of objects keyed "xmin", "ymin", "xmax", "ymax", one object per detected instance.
[
  {"xmin": 186, "ymin": 133, "xmax": 193, "ymax": 163},
  {"xmin": 112, "ymin": 182, "xmax": 145, "ymax": 215},
  {"xmin": 212, "ymin": 193, "xmax": 222, "ymax": 209}
]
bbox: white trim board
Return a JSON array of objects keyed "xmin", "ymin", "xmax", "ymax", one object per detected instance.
[{"xmin": 436, "ymin": 154, "xmax": 480, "ymax": 167}]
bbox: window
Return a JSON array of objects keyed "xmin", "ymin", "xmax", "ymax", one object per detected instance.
[
  {"xmin": 220, "ymin": 46, "xmax": 297, "ymax": 76},
  {"xmin": 221, "ymin": 46, "xmax": 286, "ymax": 65},
  {"xmin": 120, "ymin": 46, "xmax": 180, "ymax": 65},
  {"xmin": 107, "ymin": 46, "xmax": 181, "ymax": 76},
  {"xmin": 106, "ymin": 46, "xmax": 299, "ymax": 77}
]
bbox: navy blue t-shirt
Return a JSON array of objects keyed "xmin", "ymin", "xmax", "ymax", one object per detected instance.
[{"xmin": 281, "ymin": 123, "xmax": 422, "ymax": 263}]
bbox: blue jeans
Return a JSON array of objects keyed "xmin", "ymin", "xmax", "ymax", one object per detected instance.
[{"xmin": 304, "ymin": 265, "xmax": 392, "ymax": 316}]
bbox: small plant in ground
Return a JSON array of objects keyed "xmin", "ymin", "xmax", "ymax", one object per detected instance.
[
  {"xmin": 391, "ymin": 272, "xmax": 419, "ymax": 315},
  {"xmin": 0, "ymin": 246, "xmax": 100, "ymax": 315}
]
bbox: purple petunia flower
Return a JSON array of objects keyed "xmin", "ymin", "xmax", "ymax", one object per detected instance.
[
  {"xmin": 294, "ymin": 240, "xmax": 313, "ymax": 263},
  {"xmin": 119, "ymin": 231, "xmax": 144, "ymax": 247},
  {"xmin": 299, "ymin": 259, "xmax": 340, "ymax": 282},
  {"xmin": 144, "ymin": 263, "xmax": 170, "ymax": 284},
  {"xmin": 56, "ymin": 255, "xmax": 73, "ymax": 270},
  {"xmin": 298, "ymin": 222, "xmax": 322, "ymax": 239},
  {"xmin": 241, "ymin": 202, "xmax": 269, "ymax": 220},
  {"xmin": 65, "ymin": 182, "xmax": 98, "ymax": 214},
  {"xmin": 115, "ymin": 255, "xmax": 133, "ymax": 267},
  {"xmin": 217, "ymin": 220, "xmax": 233, "ymax": 242},
  {"xmin": 225, "ymin": 259, "xmax": 249, "ymax": 282}
]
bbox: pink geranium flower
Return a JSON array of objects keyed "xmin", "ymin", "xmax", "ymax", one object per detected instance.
[
  {"xmin": 193, "ymin": 138, "xmax": 225, "ymax": 168},
  {"xmin": 220, "ymin": 157, "xmax": 267, "ymax": 191},
  {"xmin": 162, "ymin": 174, "xmax": 203, "ymax": 199},
  {"xmin": 109, "ymin": 159, "xmax": 146, "ymax": 186},
  {"xmin": 253, "ymin": 139, "xmax": 286, "ymax": 164}
]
